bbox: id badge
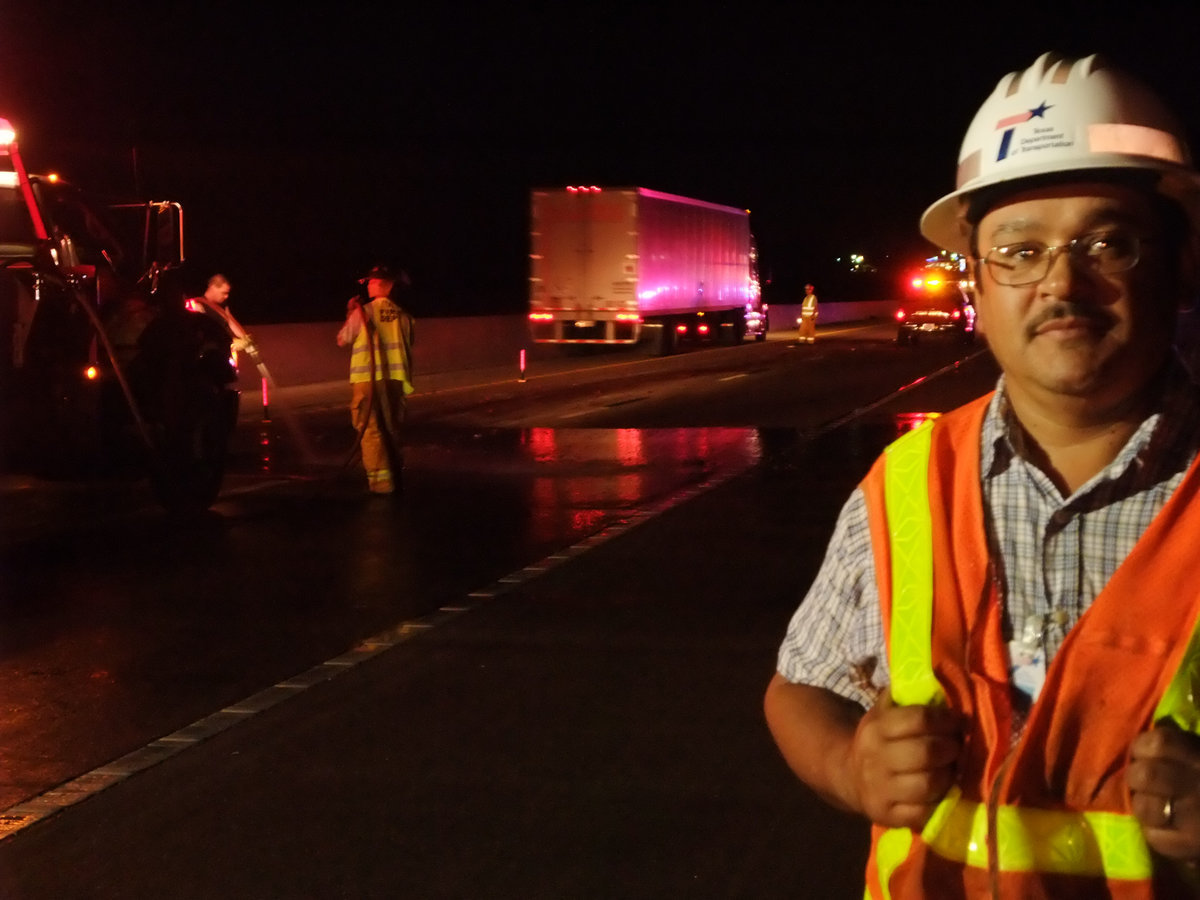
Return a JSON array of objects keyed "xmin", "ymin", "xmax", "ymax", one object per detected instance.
[{"xmin": 1009, "ymin": 614, "xmax": 1047, "ymax": 703}]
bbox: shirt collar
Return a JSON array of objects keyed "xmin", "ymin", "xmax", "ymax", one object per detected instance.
[{"xmin": 980, "ymin": 356, "xmax": 1200, "ymax": 486}]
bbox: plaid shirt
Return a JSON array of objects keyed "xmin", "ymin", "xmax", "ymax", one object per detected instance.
[{"xmin": 776, "ymin": 361, "xmax": 1200, "ymax": 710}]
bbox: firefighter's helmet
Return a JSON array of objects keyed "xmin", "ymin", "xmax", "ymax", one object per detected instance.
[
  {"xmin": 360, "ymin": 264, "xmax": 412, "ymax": 287},
  {"xmin": 920, "ymin": 52, "xmax": 1200, "ymax": 253}
]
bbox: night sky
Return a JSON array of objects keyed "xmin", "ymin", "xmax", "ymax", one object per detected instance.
[{"xmin": 3, "ymin": 1, "xmax": 1200, "ymax": 323}]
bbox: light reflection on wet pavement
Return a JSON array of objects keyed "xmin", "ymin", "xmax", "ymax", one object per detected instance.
[{"xmin": 234, "ymin": 419, "xmax": 766, "ymax": 552}]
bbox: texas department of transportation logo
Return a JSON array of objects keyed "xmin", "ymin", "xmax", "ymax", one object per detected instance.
[{"xmin": 994, "ymin": 101, "xmax": 1073, "ymax": 161}]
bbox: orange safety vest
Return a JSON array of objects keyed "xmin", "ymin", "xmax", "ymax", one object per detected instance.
[{"xmin": 859, "ymin": 394, "xmax": 1200, "ymax": 898}]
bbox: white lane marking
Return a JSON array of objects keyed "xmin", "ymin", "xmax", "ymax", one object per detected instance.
[{"xmin": 0, "ymin": 456, "xmax": 756, "ymax": 843}]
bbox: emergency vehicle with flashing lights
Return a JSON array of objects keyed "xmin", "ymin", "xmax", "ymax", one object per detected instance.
[
  {"xmin": 0, "ymin": 116, "xmax": 239, "ymax": 512},
  {"xmin": 528, "ymin": 187, "xmax": 767, "ymax": 354},
  {"xmin": 894, "ymin": 254, "xmax": 976, "ymax": 347}
]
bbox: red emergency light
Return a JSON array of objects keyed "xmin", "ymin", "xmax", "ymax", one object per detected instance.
[
  {"xmin": 895, "ymin": 309, "xmax": 907, "ymax": 321},
  {"xmin": 908, "ymin": 271, "xmax": 949, "ymax": 292}
]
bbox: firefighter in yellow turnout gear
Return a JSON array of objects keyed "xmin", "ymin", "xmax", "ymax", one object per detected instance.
[{"xmin": 337, "ymin": 265, "xmax": 415, "ymax": 495}]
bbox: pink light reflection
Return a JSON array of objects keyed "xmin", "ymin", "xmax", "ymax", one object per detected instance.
[
  {"xmin": 615, "ymin": 429, "xmax": 645, "ymax": 466},
  {"xmin": 527, "ymin": 427, "xmax": 558, "ymax": 463}
]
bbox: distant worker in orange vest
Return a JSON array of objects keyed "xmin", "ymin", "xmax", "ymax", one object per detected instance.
[
  {"xmin": 765, "ymin": 53, "xmax": 1200, "ymax": 896},
  {"xmin": 797, "ymin": 283, "xmax": 818, "ymax": 343},
  {"xmin": 337, "ymin": 264, "xmax": 414, "ymax": 495}
]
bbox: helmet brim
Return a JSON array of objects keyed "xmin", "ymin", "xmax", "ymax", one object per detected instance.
[{"xmin": 920, "ymin": 155, "xmax": 1200, "ymax": 254}]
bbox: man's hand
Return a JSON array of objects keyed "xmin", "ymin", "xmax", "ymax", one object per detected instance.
[
  {"xmin": 1129, "ymin": 723, "xmax": 1200, "ymax": 864},
  {"xmin": 850, "ymin": 692, "xmax": 963, "ymax": 829}
]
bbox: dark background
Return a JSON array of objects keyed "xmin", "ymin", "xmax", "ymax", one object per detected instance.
[{"xmin": 2, "ymin": 1, "xmax": 1199, "ymax": 322}]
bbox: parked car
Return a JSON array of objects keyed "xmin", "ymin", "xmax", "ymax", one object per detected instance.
[{"xmin": 895, "ymin": 264, "xmax": 976, "ymax": 346}]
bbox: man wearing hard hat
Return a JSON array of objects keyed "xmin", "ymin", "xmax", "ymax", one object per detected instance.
[{"xmin": 765, "ymin": 53, "xmax": 1200, "ymax": 896}]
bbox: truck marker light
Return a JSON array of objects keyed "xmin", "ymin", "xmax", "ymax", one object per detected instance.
[
  {"xmin": 896, "ymin": 309, "xmax": 907, "ymax": 321},
  {"xmin": 676, "ymin": 323, "xmax": 688, "ymax": 334},
  {"xmin": 529, "ymin": 312, "xmax": 553, "ymax": 321}
]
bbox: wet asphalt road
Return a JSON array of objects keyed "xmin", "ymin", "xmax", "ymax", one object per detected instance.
[{"xmin": 0, "ymin": 327, "xmax": 998, "ymax": 898}]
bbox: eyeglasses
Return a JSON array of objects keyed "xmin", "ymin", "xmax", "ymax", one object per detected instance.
[{"xmin": 980, "ymin": 230, "xmax": 1148, "ymax": 287}]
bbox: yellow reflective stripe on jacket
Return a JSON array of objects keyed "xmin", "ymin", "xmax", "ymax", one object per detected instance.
[
  {"xmin": 1154, "ymin": 617, "xmax": 1200, "ymax": 735},
  {"xmin": 883, "ymin": 419, "xmax": 944, "ymax": 707}
]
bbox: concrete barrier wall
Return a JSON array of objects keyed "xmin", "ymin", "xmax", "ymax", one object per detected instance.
[
  {"xmin": 768, "ymin": 299, "xmax": 895, "ymax": 330},
  {"xmin": 238, "ymin": 301, "xmax": 898, "ymax": 392},
  {"xmin": 238, "ymin": 315, "xmax": 538, "ymax": 392}
]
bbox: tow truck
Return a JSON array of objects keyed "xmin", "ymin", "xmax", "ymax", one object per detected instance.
[{"xmin": 0, "ymin": 117, "xmax": 239, "ymax": 512}]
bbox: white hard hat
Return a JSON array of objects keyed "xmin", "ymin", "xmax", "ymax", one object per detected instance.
[{"xmin": 920, "ymin": 52, "xmax": 1200, "ymax": 253}]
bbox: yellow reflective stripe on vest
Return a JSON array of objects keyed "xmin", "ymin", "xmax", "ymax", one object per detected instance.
[
  {"xmin": 916, "ymin": 789, "xmax": 1153, "ymax": 880},
  {"xmin": 870, "ymin": 828, "xmax": 914, "ymax": 900},
  {"xmin": 883, "ymin": 419, "xmax": 944, "ymax": 707},
  {"xmin": 1154, "ymin": 615, "xmax": 1200, "ymax": 735}
]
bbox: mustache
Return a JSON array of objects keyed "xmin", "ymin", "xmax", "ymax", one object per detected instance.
[{"xmin": 1025, "ymin": 301, "xmax": 1117, "ymax": 338}]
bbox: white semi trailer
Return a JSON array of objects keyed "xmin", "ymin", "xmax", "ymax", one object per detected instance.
[{"xmin": 528, "ymin": 186, "xmax": 766, "ymax": 354}]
